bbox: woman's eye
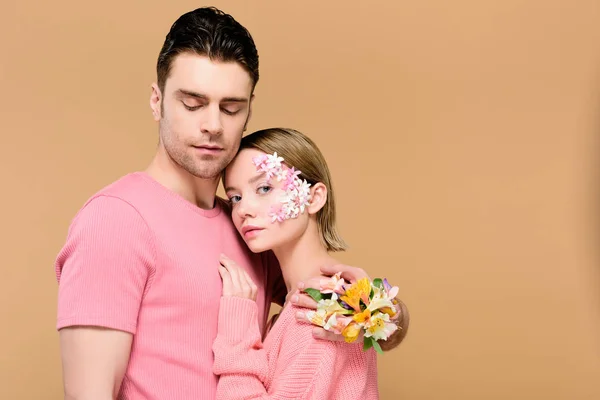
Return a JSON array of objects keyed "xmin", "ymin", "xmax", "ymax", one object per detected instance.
[
  {"xmin": 229, "ymin": 195, "xmax": 241, "ymax": 204},
  {"xmin": 258, "ymin": 186, "xmax": 272, "ymax": 194}
]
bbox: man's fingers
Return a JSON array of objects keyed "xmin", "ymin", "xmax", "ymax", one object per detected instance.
[
  {"xmin": 296, "ymin": 277, "xmax": 322, "ymax": 291},
  {"xmin": 296, "ymin": 265, "xmax": 371, "ymax": 292},
  {"xmin": 319, "ymin": 264, "xmax": 370, "ymax": 283},
  {"xmin": 290, "ymin": 293, "xmax": 317, "ymax": 309},
  {"xmin": 311, "ymin": 327, "xmax": 345, "ymax": 342}
]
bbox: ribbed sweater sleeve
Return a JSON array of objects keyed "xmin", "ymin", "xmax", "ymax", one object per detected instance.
[{"xmin": 213, "ymin": 297, "xmax": 354, "ymax": 400}]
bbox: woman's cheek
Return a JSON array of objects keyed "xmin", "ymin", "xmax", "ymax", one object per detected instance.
[{"xmin": 264, "ymin": 190, "xmax": 288, "ymax": 222}]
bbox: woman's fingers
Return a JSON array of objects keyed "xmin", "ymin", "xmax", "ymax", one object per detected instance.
[
  {"xmin": 218, "ymin": 265, "xmax": 233, "ymax": 297},
  {"xmin": 219, "ymin": 254, "xmax": 257, "ymax": 300}
]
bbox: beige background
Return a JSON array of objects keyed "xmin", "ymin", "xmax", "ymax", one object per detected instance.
[{"xmin": 2, "ymin": 0, "xmax": 600, "ymax": 399}]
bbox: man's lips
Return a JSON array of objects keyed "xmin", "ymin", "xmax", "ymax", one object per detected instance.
[{"xmin": 193, "ymin": 144, "xmax": 223, "ymax": 154}]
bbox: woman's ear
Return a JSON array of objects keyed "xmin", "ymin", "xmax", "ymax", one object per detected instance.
[{"xmin": 308, "ymin": 182, "xmax": 327, "ymax": 215}]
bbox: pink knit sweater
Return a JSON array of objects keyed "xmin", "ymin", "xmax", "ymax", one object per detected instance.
[{"xmin": 212, "ymin": 297, "xmax": 379, "ymax": 399}]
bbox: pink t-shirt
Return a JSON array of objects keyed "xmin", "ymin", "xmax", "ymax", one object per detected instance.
[
  {"xmin": 213, "ymin": 297, "xmax": 379, "ymax": 399},
  {"xmin": 55, "ymin": 172, "xmax": 283, "ymax": 399}
]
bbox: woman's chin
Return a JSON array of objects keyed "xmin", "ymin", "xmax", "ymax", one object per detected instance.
[{"xmin": 245, "ymin": 240, "xmax": 270, "ymax": 254}]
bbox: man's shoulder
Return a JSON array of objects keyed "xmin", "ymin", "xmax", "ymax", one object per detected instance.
[
  {"xmin": 71, "ymin": 172, "xmax": 153, "ymax": 224},
  {"xmin": 92, "ymin": 172, "xmax": 152, "ymax": 202},
  {"xmin": 81, "ymin": 171, "xmax": 156, "ymax": 207}
]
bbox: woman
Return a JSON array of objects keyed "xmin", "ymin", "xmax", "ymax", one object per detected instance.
[{"xmin": 212, "ymin": 128, "xmax": 386, "ymax": 399}]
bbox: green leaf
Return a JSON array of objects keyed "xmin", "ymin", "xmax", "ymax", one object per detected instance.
[
  {"xmin": 363, "ymin": 336, "xmax": 374, "ymax": 351},
  {"xmin": 372, "ymin": 339, "xmax": 383, "ymax": 354},
  {"xmin": 304, "ymin": 288, "xmax": 323, "ymax": 302},
  {"xmin": 373, "ymin": 278, "xmax": 384, "ymax": 290}
]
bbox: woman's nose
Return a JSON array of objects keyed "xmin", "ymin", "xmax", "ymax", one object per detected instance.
[{"xmin": 236, "ymin": 198, "xmax": 257, "ymax": 219}]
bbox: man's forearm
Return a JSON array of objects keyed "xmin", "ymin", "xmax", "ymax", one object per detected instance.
[
  {"xmin": 380, "ymin": 299, "xmax": 410, "ymax": 352},
  {"xmin": 64, "ymin": 394, "xmax": 114, "ymax": 400}
]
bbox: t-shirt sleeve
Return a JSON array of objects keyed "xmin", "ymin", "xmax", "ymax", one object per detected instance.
[{"xmin": 55, "ymin": 195, "xmax": 156, "ymax": 334}]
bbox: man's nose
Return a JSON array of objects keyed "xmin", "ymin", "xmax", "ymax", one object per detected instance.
[{"xmin": 200, "ymin": 104, "xmax": 223, "ymax": 136}]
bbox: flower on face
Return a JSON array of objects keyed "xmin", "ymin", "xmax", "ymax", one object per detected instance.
[
  {"xmin": 254, "ymin": 152, "xmax": 312, "ymax": 224},
  {"xmin": 253, "ymin": 153, "xmax": 284, "ymax": 180},
  {"xmin": 341, "ymin": 321, "xmax": 362, "ymax": 343},
  {"xmin": 364, "ymin": 312, "xmax": 397, "ymax": 341}
]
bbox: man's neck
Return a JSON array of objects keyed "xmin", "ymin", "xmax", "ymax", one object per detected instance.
[{"xmin": 145, "ymin": 149, "xmax": 220, "ymax": 210}]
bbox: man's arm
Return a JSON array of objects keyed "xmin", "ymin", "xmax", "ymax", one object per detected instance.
[
  {"xmin": 60, "ymin": 327, "xmax": 132, "ymax": 400},
  {"xmin": 55, "ymin": 195, "xmax": 155, "ymax": 398}
]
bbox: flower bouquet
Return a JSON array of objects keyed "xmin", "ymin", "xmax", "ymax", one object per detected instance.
[{"xmin": 304, "ymin": 274, "xmax": 400, "ymax": 354}]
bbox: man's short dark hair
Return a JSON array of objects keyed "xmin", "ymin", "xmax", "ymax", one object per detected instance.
[{"xmin": 156, "ymin": 7, "xmax": 259, "ymax": 93}]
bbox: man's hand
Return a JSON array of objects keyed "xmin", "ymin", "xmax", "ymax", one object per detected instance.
[
  {"xmin": 288, "ymin": 264, "xmax": 369, "ymax": 309},
  {"xmin": 290, "ymin": 264, "xmax": 409, "ymax": 349}
]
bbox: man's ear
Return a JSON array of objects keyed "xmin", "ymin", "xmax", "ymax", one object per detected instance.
[
  {"xmin": 308, "ymin": 182, "xmax": 327, "ymax": 215},
  {"xmin": 150, "ymin": 83, "xmax": 162, "ymax": 121},
  {"xmin": 243, "ymin": 94, "xmax": 255, "ymax": 132}
]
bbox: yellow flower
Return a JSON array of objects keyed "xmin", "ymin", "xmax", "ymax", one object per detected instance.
[
  {"xmin": 305, "ymin": 309, "xmax": 327, "ymax": 327},
  {"xmin": 379, "ymin": 306, "xmax": 398, "ymax": 318},
  {"xmin": 340, "ymin": 278, "xmax": 372, "ymax": 311},
  {"xmin": 364, "ymin": 312, "xmax": 397, "ymax": 341},
  {"xmin": 318, "ymin": 293, "xmax": 352, "ymax": 315},
  {"xmin": 341, "ymin": 321, "xmax": 362, "ymax": 343},
  {"xmin": 353, "ymin": 309, "xmax": 371, "ymax": 324},
  {"xmin": 367, "ymin": 289, "xmax": 395, "ymax": 313}
]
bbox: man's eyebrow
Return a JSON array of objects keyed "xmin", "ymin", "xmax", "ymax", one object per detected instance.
[
  {"xmin": 177, "ymin": 89, "xmax": 207, "ymax": 99},
  {"xmin": 176, "ymin": 89, "xmax": 248, "ymax": 103},
  {"xmin": 222, "ymin": 96, "xmax": 249, "ymax": 103},
  {"xmin": 224, "ymin": 173, "xmax": 265, "ymax": 192}
]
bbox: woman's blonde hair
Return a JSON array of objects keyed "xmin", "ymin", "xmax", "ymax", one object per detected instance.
[{"xmin": 233, "ymin": 127, "xmax": 347, "ymax": 252}]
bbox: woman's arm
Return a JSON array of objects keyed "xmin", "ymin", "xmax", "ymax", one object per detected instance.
[
  {"xmin": 214, "ymin": 255, "xmax": 358, "ymax": 400},
  {"xmin": 213, "ymin": 297, "xmax": 358, "ymax": 400}
]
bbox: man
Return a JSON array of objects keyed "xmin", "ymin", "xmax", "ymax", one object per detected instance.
[{"xmin": 56, "ymin": 7, "xmax": 409, "ymax": 399}]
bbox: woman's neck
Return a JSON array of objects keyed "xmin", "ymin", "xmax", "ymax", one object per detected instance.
[{"xmin": 272, "ymin": 220, "xmax": 339, "ymax": 296}]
